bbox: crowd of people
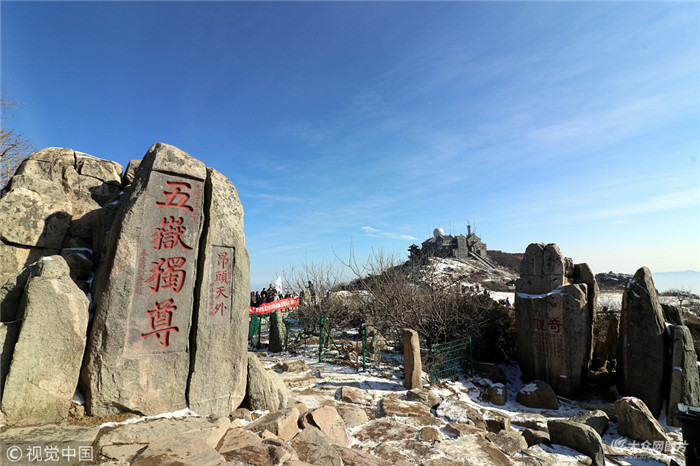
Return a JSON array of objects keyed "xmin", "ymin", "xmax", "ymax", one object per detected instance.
[{"xmin": 250, "ymin": 284, "xmax": 292, "ymax": 307}]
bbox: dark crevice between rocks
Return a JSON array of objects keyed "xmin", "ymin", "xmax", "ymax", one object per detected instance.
[{"xmin": 186, "ymin": 169, "xmax": 213, "ymax": 409}]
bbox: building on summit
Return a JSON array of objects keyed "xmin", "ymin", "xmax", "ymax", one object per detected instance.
[{"xmin": 409, "ymin": 223, "xmax": 491, "ymax": 265}]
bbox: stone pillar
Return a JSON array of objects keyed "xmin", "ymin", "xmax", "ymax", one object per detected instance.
[
  {"xmin": 268, "ymin": 310, "xmax": 285, "ymax": 353},
  {"xmin": 403, "ymin": 328, "xmax": 422, "ymax": 389},
  {"xmin": 666, "ymin": 325, "xmax": 700, "ymax": 426},
  {"xmin": 617, "ymin": 267, "xmax": 666, "ymax": 417}
]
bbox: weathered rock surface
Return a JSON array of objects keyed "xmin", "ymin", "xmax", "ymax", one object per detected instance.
[
  {"xmin": 245, "ymin": 406, "xmax": 300, "ymax": 441},
  {"xmin": 82, "ymin": 143, "xmax": 206, "ymax": 416},
  {"xmin": 475, "ymin": 362, "xmax": 507, "ymax": 384},
  {"xmin": 617, "ymin": 266, "xmax": 667, "ymax": 417},
  {"xmin": 304, "ymin": 405, "xmax": 351, "ymax": 446},
  {"xmin": 436, "ymin": 398, "xmax": 486, "ymax": 429},
  {"xmin": 355, "ymin": 419, "xmax": 418, "ymax": 443},
  {"xmin": 97, "ymin": 416, "xmax": 232, "ymax": 452},
  {"xmin": 1, "ymin": 256, "xmax": 89, "ymax": 426},
  {"xmin": 516, "ymin": 380, "xmax": 559, "ymax": 410},
  {"xmin": 614, "ymin": 397, "xmax": 667, "ymax": 443},
  {"xmin": 402, "ymin": 328, "xmax": 422, "ymax": 389},
  {"xmin": 378, "ymin": 395, "xmax": 433, "ymax": 418},
  {"xmin": 188, "ymin": 167, "xmax": 249, "ymax": 416},
  {"xmin": 335, "ymin": 403, "xmax": 369, "ymax": 428},
  {"xmin": 547, "ymin": 419, "xmax": 605, "ymax": 466},
  {"xmin": 338, "ymin": 385, "xmax": 374, "ymax": 405},
  {"xmin": 487, "ymin": 383, "xmax": 507, "ymax": 405},
  {"xmin": 133, "ymin": 433, "xmax": 227, "ymax": 465},
  {"xmin": 334, "ymin": 445, "xmax": 393, "ymax": 465},
  {"xmin": 0, "ymin": 147, "xmax": 122, "ymax": 289},
  {"xmin": 569, "ymin": 409, "xmax": 609, "ymax": 436},
  {"xmin": 281, "ymin": 359, "xmax": 309, "ymax": 373},
  {"xmin": 245, "ymin": 352, "xmax": 288, "ymax": 411},
  {"xmin": 435, "ymin": 435, "xmax": 514, "ymax": 465},
  {"xmin": 522, "ymin": 428, "xmax": 551, "ymax": 447},
  {"xmin": 444, "ymin": 422, "xmax": 484, "ymax": 438},
  {"xmin": 667, "ymin": 324, "xmax": 700, "ymax": 427},
  {"xmin": 486, "ymin": 429, "xmax": 528, "ymax": 456},
  {"xmin": 406, "ymin": 388, "xmax": 442, "ymax": 408},
  {"xmin": 0, "ymin": 175, "xmax": 73, "ymax": 249},
  {"xmin": 291, "ymin": 427, "xmax": 343, "ymax": 466},
  {"xmin": 510, "ymin": 412, "xmax": 548, "ymax": 431}
]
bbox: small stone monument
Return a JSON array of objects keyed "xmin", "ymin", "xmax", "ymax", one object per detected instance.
[{"xmin": 403, "ymin": 328, "xmax": 422, "ymax": 389}]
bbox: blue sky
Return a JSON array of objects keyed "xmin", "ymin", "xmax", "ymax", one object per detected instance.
[{"xmin": 3, "ymin": 1, "xmax": 699, "ymax": 290}]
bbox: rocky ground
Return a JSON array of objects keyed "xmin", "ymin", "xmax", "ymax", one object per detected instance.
[{"xmin": 0, "ymin": 346, "xmax": 688, "ymax": 465}]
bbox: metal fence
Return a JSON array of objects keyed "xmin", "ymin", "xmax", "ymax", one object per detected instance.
[{"xmin": 428, "ymin": 336, "xmax": 473, "ymax": 383}]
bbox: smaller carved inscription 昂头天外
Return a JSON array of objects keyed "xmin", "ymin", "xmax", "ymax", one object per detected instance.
[{"xmin": 208, "ymin": 246, "xmax": 234, "ymax": 319}]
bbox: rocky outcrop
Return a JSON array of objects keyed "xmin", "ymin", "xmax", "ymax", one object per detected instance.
[
  {"xmin": 0, "ymin": 147, "xmax": 122, "ymax": 289},
  {"xmin": 245, "ymin": 352, "xmax": 288, "ymax": 411},
  {"xmin": 667, "ymin": 324, "xmax": 700, "ymax": 427},
  {"xmin": 615, "ymin": 397, "xmax": 667, "ymax": 443},
  {"xmin": 617, "ymin": 267, "xmax": 666, "ymax": 417},
  {"xmin": 304, "ymin": 406, "xmax": 351, "ymax": 447},
  {"xmin": 291, "ymin": 427, "xmax": 343, "ymax": 466},
  {"xmin": 245, "ymin": 406, "xmax": 300, "ymax": 441},
  {"xmin": 515, "ymin": 243, "xmax": 597, "ymax": 395},
  {"xmin": 516, "ymin": 380, "xmax": 559, "ymax": 410},
  {"xmin": 0, "ymin": 256, "xmax": 89, "ymax": 425},
  {"xmin": 547, "ymin": 419, "xmax": 605, "ymax": 466},
  {"xmin": 569, "ymin": 410, "xmax": 609, "ymax": 436}
]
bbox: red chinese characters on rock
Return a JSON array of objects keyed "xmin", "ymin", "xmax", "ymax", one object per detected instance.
[
  {"xmin": 209, "ymin": 250, "xmax": 233, "ymax": 317},
  {"xmin": 140, "ymin": 298, "xmax": 180, "ymax": 347},
  {"xmin": 155, "ymin": 181, "xmax": 194, "ymax": 212},
  {"xmin": 151, "ymin": 217, "xmax": 193, "ymax": 251},
  {"xmin": 144, "ymin": 257, "xmax": 187, "ymax": 294},
  {"xmin": 532, "ymin": 317, "xmax": 565, "ymax": 364},
  {"xmin": 139, "ymin": 180, "xmax": 198, "ymax": 348}
]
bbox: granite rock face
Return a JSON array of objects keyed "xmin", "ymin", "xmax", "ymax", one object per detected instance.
[
  {"xmin": 617, "ymin": 267, "xmax": 667, "ymax": 417},
  {"xmin": 245, "ymin": 352, "xmax": 288, "ymax": 412},
  {"xmin": 515, "ymin": 243, "xmax": 597, "ymax": 395},
  {"xmin": 666, "ymin": 324, "xmax": 700, "ymax": 427},
  {"xmin": 0, "ymin": 256, "xmax": 89, "ymax": 425},
  {"xmin": 0, "ymin": 147, "xmax": 122, "ymax": 292},
  {"xmin": 187, "ymin": 168, "xmax": 249, "ymax": 416}
]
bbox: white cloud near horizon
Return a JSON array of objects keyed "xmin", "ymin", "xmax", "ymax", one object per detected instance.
[{"xmin": 361, "ymin": 226, "xmax": 417, "ymax": 241}]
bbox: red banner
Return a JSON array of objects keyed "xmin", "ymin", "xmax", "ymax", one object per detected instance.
[{"xmin": 250, "ymin": 297, "xmax": 299, "ymax": 315}]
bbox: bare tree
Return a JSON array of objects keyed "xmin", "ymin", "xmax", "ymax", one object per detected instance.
[{"xmin": 1, "ymin": 92, "xmax": 34, "ymax": 189}]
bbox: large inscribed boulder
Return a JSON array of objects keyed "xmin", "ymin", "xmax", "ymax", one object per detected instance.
[
  {"xmin": 81, "ymin": 143, "xmax": 207, "ymax": 416},
  {"xmin": 515, "ymin": 243, "xmax": 596, "ymax": 395},
  {"xmin": 617, "ymin": 267, "xmax": 666, "ymax": 417},
  {"xmin": 1, "ymin": 256, "xmax": 89, "ymax": 425},
  {"xmin": 187, "ymin": 168, "xmax": 249, "ymax": 416}
]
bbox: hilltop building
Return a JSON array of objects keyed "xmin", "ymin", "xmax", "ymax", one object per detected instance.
[{"xmin": 409, "ymin": 224, "xmax": 495, "ymax": 268}]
